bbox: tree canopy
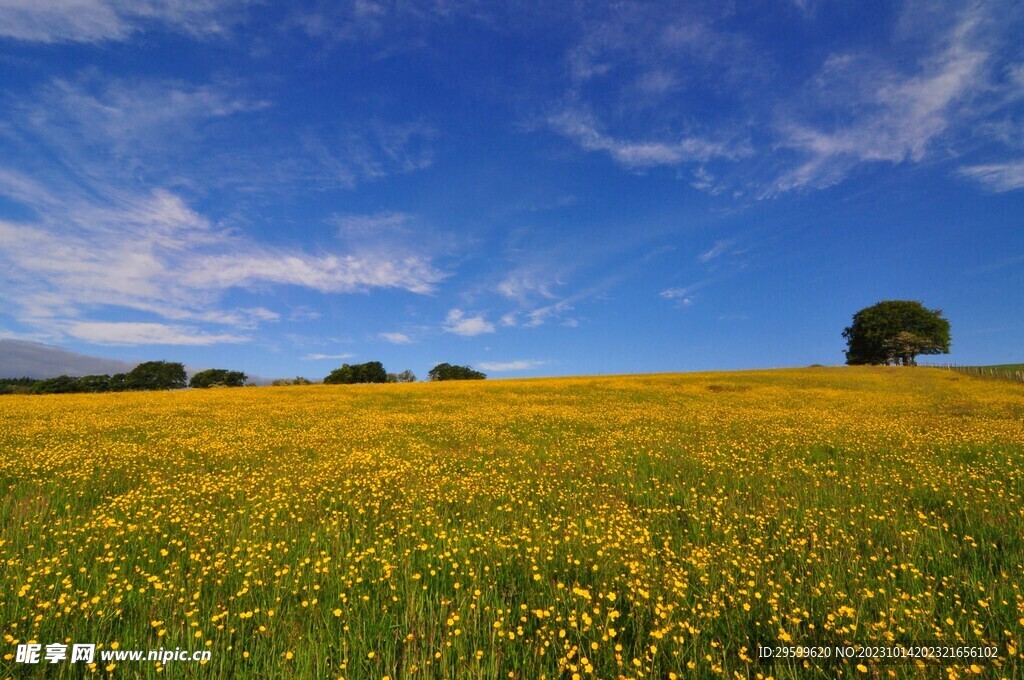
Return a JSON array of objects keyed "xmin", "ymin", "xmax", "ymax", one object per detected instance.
[
  {"xmin": 189, "ymin": 368, "xmax": 248, "ymax": 388},
  {"xmin": 2, "ymin": 361, "xmax": 192, "ymax": 395},
  {"xmin": 843, "ymin": 300, "xmax": 950, "ymax": 366},
  {"xmin": 428, "ymin": 363, "xmax": 486, "ymax": 381},
  {"xmin": 323, "ymin": 361, "xmax": 388, "ymax": 384},
  {"xmin": 126, "ymin": 361, "xmax": 188, "ymax": 390}
]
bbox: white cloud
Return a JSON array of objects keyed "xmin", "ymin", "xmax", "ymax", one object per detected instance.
[
  {"xmin": 659, "ymin": 288, "xmax": 694, "ymax": 306},
  {"xmin": 66, "ymin": 321, "xmax": 248, "ymax": 346},
  {"xmin": 958, "ymin": 160, "xmax": 1024, "ymax": 192},
  {"xmin": 378, "ymin": 332, "xmax": 413, "ymax": 344},
  {"xmin": 181, "ymin": 252, "xmax": 443, "ymax": 295},
  {"xmin": 476, "ymin": 360, "xmax": 548, "ymax": 372},
  {"xmin": 303, "ymin": 353, "xmax": 355, "ymax": 360},
  {"xmin": 0, "ymin": 74, "xmax": 452, "ymax": 348},
  {"xmin": 549, "ymin": 109, "xmax": 748, "ymax": 170},
  {"xmin": 0, "ymin": 0, "xmax": 245, "ymax": 43},
  {"xmin": 0, "ymin": 175, "xmax": 445, "ymax": 345},
  {"xmin": 442, "ymin": 309, "xmax": 495, "ymax": 337}
]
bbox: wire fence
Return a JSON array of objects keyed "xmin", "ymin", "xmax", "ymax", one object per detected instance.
[{"xmin": 925, "ymin": 363, "xmax": 1024, "ymax": 384}]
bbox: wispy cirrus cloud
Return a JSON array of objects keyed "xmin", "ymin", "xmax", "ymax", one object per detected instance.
[
  {"xmin": 496, "ymin": 267, "xmax": 561, "ymax": 304},
  {"xmin": 14, "ymin": 74, "xmax": 268, "ymax": 177},
  {"xmin": 566, "ymin": 2, "xmax": 761, "ymax": 92},
  {"xmin": 0, "ymin": 66, "xmax": 450, "ymax": 347},
  {"xmin": 549, "ymin": 2, "xmax": 759, "ymax": 176},
  {"xmin": 549, "ymin": 1, "xmax": 1023, "ymax": 197},
  {"xmin": 65, "ymin": 321, "xmax": 249, "ymax": 346},
  {"xmin": 288, "ymin": 306, "xmax": 322, "ymax": 322},
  {"xmin": 180, "ymin": 251, "xmax": 442, "ymax": 295},
  {"xmin": 302, "ymin": 352, "xmax": 355, "ymax": 361},
  {"xmin": 301, "ymin": 120, "xmax": 436, "ymax": 191},
  {"xmin": 476, "ymin": 359, "xmax": 548, "ymax": 372},
  {"xmin": 659, "ymin": 288, "xmax": 694, "ymax": 307},
  {"xmin": 958, "ymin": 160, "xmax": 1024, "ymax": 192},
  {"xmin": 334, "ymin": 211, "xmax": 415, "ymax": 237},
  {"xmin": 698, "ymin": 240, "xmax": 736, "ymax": 263},
  {"xmin": 549, "ymin": 108, "xmax": 749, "ymax": 170},
  {"xmin": 6, "ymin": 71, "xmax": 439, "ymax": 205},
  {"xmin": 0, "ymin": 0, "xmax": 250, "ymax": 44},
  {"xmin": 0, "ymin": 174, "xmax": 446, "ymax": 345},
  {"xmin": 767, "ymin": 5, "xmax": 999, "ymax": 194}
]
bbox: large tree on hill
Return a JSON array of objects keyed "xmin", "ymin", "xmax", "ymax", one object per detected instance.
[
  {"xmin": 323, "ymin": 361, "xmax": 388, "ymax": 384},
  {"xmin": 126, "ymin": 361, "xmax": 187, "ymax": 390},
  {"xmin": 842, "ymin": 301, "xmax": 950, "ymax": 366},
  {"xmin": 428, "ymin": 363, "xmax": 486, "ymax": 381}
]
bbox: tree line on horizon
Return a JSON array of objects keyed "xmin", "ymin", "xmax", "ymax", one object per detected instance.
[
  {"xmin": 320, "ymin": 361, "xmax": 486, "ymax": 384},
  {"xmin": 1, "ymin": 359, "xmax": 488, "ymax": 395},
  {"xmin": 2, "ymin": 300, "xmax": 952, "ymax": 396},
  {"xmin": 0, "ymin": 362, "xmax": 248, "ymax": 395}
]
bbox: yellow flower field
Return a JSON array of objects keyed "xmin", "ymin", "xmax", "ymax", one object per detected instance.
[{"xmin": 1, "ymin": 367, "xmax": 1022, "ymax": 678}]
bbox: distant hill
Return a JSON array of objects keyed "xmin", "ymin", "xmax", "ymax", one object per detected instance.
[
  {"xmin": 0, "ymin": 339, "xmax": 139, "ymax": 379},
  {"xmin": 0, "ymin": 339, "xmax": 275, "ymax": 385}
]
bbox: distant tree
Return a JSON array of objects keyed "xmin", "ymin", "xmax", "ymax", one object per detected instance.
[
  {"xmin": 0, "ymin": 377, "xmax": 40, "ymax": 395},
  {"xmin": 126, "ymin": 361, "xmax": 187, "ymax": 390},
  {"xmin": 324, "ymin": 361, "xmax": 388, "ymax": 384},
  {"xmin": 78, "ymin": 374, "xmax": 112, "ymax": 392},
  {"xmin": 0, "ymin": 377, "xmax": 40, "ymax": 388},
  {"xmin": 189, "ymin": 368, "xmax": 248, "ymax": 388},
  {"xmin": 387, "ymin": 370, "xmax": 417, "ymax": 383},
  {"xmin": 108, "ymin": 373, "xmax": 128, "ymax": 391},
  {"xmin": 271, "ymin": 377, "xmax": 312, "ymax": 387},
  {"xmin": 843, "ymin": 301, "xmax": 950, "ymax": 366},
  {"xmin": 428, "ymin": 363, "xmax": 486, "ymax": 381},
  {"xmin": 31, "ymin": 375, "xmax": 84, "ymax": 394}
]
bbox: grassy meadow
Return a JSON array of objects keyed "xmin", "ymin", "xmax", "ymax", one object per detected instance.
[{"xmin": 1, "ymin": 367, "xmax": 1022, "ymax": 679}]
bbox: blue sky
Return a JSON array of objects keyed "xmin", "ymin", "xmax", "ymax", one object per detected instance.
[{"xmin": 0, "ymin": 0, "xmax": 1022, "ymax": 380}]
